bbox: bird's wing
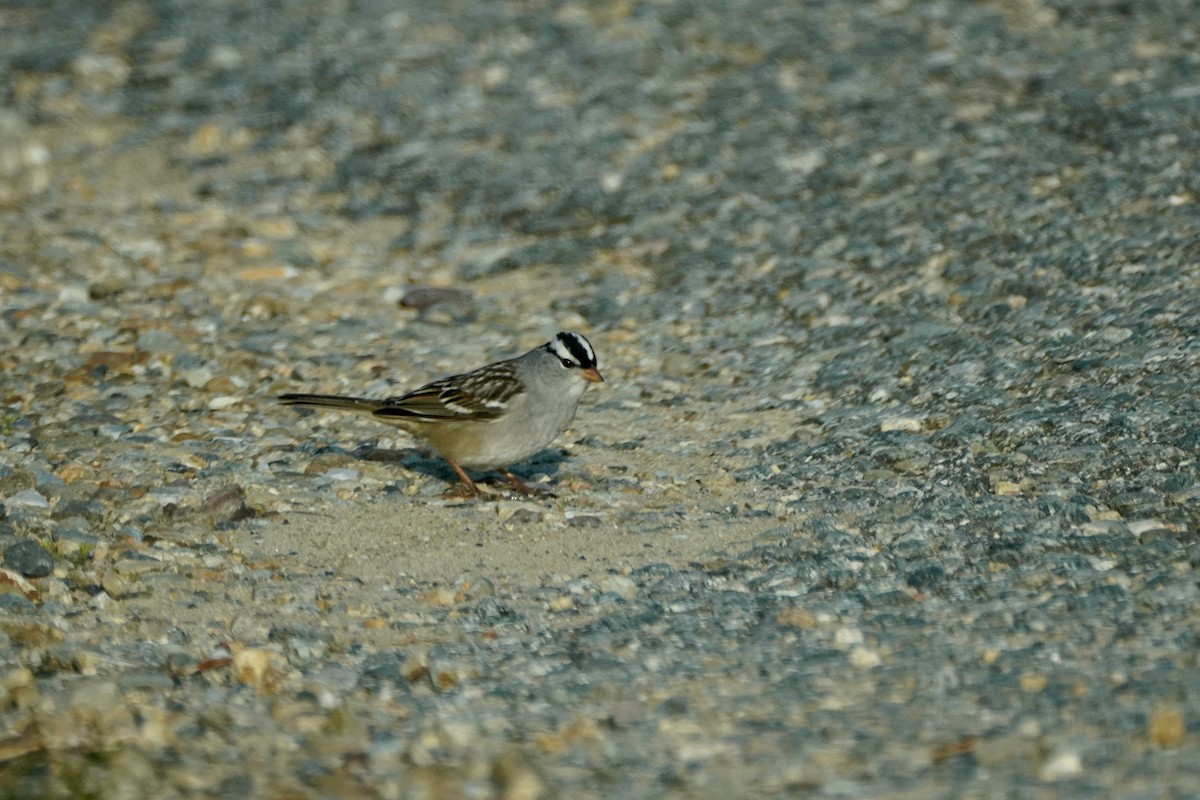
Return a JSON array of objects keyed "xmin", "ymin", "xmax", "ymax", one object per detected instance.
[{"xmin": 372, "ymin": 361, "xmax": 523, "ymax": 423}]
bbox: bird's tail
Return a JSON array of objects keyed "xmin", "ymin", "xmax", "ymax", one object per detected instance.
[{"xmin": 277, "ymin": 393, "xmax": 380, "ymax": 414}]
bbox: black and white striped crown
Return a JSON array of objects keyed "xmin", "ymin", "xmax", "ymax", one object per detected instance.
[{"xmin": 545, "ymin": 331, "xmax": 597, "ymax": 369}]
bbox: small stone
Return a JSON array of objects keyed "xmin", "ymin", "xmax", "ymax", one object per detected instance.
[
  {"xmin": 116, "ymin": 671, "xmax": 176, "ymax": 693},
  {"xmin": 33, "ymin": 379, "xmax": 64, "ymax": 398},
  {"xmin": 548, "ymin": 596, "xmax": 573, "ymax": 612},
  {"xmin": 475, "ymin": 597, "xmax": 515, "ymax": 621},
  {"xmin": 64, "ymin": 681, "xmax": 136, "ymax": 746},
  {"xmin": 503, "ymin": 507, "xmax": 544, "ymax": 525},
  {"xmin": 880, "ymin": 417, "xmax": 923, "ymax": 433},
  {"xmin": 974, "ymin": 729, "xmax": 1038, "ymax": 768},
  {"xmin": 51, "ymin": 498, "xmax": 106, "ymax": 524},
  {"xmin": 181, "ymin": 367, "xmax": 216, "ymax": 388},
  {"xmin": 400, "ymin": 652, "xmax": 429, "ymax": 683},
  {"xmin": 72, "ymin": 53, "xmax": 131, "ymax": 92},
  {"xmin": 359, "ymin": 650, "xmax": 409, "ymax": 689},
  {"xmin": 776, "ymin": 607, "xmax": 816, "ymax": 629},
  {"xmin": 834, "ymin": 627, "xmax": 864, "ymax": 647},
  {"xmin": 73, "ymin": 650, "xmax": 100, "ymax": 676},
  {"xmin": 304, "ymin": 453, "xmax": 356, "ymax": 474},
  {"xmin": 0, "ymin": 594, "xmax": 37, "ymax": 614},
  {"xmin": 242, "ymin": 295, "xmax": 290, "ymax": 320},
  {"xmin": 1127, "ymin": 519, "xmax": 1168, "ymax": 538},
  {"xmin": 0, "ymin": 469, "xmax": 36, "ymax": 497},
  {"xmin": 323, "ymin": 468, "xmax": 360, "ymax": 481},
  {"xmin": 456, "ymin": 575, "xmax": 495, "ymax": 600},
  {"xmin": 418, "ymin": 587, "xmax": 458, "ymax": 607},
  {"xmin": 600, "ymin": 575, "xmax": 637, "ymax": 600},
  {"xmin": 1038, "ymin": 745, "xmax": 1083, "ymax": 781},
  {"xmin": 4, "ymin": 539, "xmax": 54, "ymax": 577},
  {"xmin": 53, "ymin": 462, "xmax": 90, "ymax": 483},
  {"xmin": 137, "ymin": 328, "xmax": 185, "ymax": 355},
  {"xmin": 186, "ymin": 121, "xmax": 224, "ymax": 155},
  {"xmin": 850, "ymin": 647, "xmax": 882, "ymax": 669},
  {"xmin": 208, "ymin": 395, "xmax": 240, "ymax": 411},
  {"xmin": 202, "ymin": 485, "xmax": 247, "ymax": 514},
  {"xmin": 400, "ymin": 287, "xmax": 471, "ymax": 311},
  {"xmin": 3, "ymin": 489, "xmax": 49, "ymax": 511},
  {"xmin": 233, "ymin": 648, "xmax": 288, "ymax": 693},
  {"xmin": 238, "ymin": 265, "xmax": 299, "ymax": 281},
  {"xmin": 88, "ymin": 279, "xmax": 127, "ymax": 300},
  {"xmin": 607, "ymin": 699, "xmax": 647, "ymax": 728},
  {"xmin": 0, "ymin": 567, "xmax": 39, "ymax": 598},
  {"xmin": 100, "ymin": 571, "xmax": 136, "ymax": 599},
  {"xmin": 904, "ymin": 562, "xmax": 946, "ymax": 591},
  {"xmin": 492, "ymin": 748, "xmax": 545, "ymax": 800},
  {"xmin": 429, "ymin": 660, "xmax": 478, "ymax": 692},
  {"xmin": 268, "ymin": 626, "xmax": 331, "ymax": 664},
  {"xmin": 248, "ymin": 217, "xmax": 297, "ymax": 239},
  {"xmin": 3, "ymin": 667, "xmax": 38, "ymax": 708},
  {"xmin": 1149, "ymin": 705, "xmax": 1185, "ymax": 748},
  {"xmin": 3, "ymin": 622, "xmax": 63, "ymax": 648},
  {"xmin": 1019, "ymin": 672, "xmax": 1048, "ymax": 692},
  {"xmin": 113, "ymin": 556, "xmax": 164, "ymax": 577},
  {"xmin": 566, "ymin": 515, "xmax": 603, "ymax": 529}
]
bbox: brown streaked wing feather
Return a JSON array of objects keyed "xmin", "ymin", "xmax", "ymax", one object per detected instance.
[{"xmin": 371, "ymin": 361, "xmax": 522, "ymax": 422}]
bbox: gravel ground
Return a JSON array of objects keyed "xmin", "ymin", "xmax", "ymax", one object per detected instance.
[{"xmin": 3, "ymin": 0, "xmax": 1200, "ymax": 797}]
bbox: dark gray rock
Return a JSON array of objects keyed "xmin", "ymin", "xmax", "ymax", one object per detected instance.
[
  {"xmin": 0, "ymin": 593, "xmax": 37, "ymax": 614},
  {"xmin": 4, "ymin": 539, "xmax": 54, "ymax": 578},
  {"xmin": 358, "ymin": 650, "xmax": 410, "ymax": 691}
]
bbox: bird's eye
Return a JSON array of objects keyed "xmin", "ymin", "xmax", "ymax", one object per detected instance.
[{"xmin": 560, "ymin": 358, "xmax": 574, "ymax": 369}]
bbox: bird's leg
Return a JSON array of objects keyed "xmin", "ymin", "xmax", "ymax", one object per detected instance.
[
  {"xmin": 497, "ymin": 468, "xmax": 556, "ymax": 498},
  {"xmin": 440, "ymin": 459, "xmax": 481, "ymax": 498}
]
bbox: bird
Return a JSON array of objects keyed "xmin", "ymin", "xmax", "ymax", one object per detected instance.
[{"xmin": 278, "ymin": 331, "xmax": 603, "ymax": 496}]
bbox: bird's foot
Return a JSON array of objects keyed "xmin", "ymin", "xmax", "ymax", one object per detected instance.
[
  {"xmin": 498, "ymin": 469, "xmax": 556, "ymax": 499},
  {"xmin": 437, "ymin": 483, "xmax": 481, "ymax": 500},
  {"xmin": 438, "ymin": 459, "xmax": 485, "ymax": 499}
]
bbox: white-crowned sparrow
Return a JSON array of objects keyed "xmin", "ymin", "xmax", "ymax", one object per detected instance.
[{"xmin": 279, "ymin": 331, "xmax": 603, "ymax": 496}]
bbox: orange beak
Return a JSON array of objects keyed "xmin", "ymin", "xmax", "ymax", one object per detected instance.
[{"xmin": 581, "ymin": 367, "xmax": 605, "ymax": 383}]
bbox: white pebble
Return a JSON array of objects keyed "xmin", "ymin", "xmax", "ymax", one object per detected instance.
[
  {"xmin": 835, "ymin": 626, "xmax": 865, "ymax": 647},
  {"xmin": 323, "ymin": 468, "xmax": 360, "ymax": 481},
  {"xmin": 1039, "ymin": 747, "xmax": 1083, "ymax": 781},
  {"xmin": 850, "ymin": 647, "xmax": 882, "ymax": 669},
  {"xmin": 600, "ymin": 575, "xmax": 638, "ymax": 600},
  {"xmin": 880, "ymin": 416, "xmax": 923, "ymax": 433}
]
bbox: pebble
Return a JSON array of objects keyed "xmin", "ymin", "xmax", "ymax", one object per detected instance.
[
  {"xmin": 232, "ymin": 648, "xmax": 288, "ymax": 694},
  {"xmin": 491, "ymin": 750, "xmax": 545, "ymax": 800},
  {"xmin": 268, "ymin": 626, "xmax": 332, "ymax": 664},
  {"xmin": 100, "ymin": 571, "xmax": 136, "ymax": 599},
  {"xmin": 506, "ymin": 508, "xmax": 544, "ymax": 524},
  {"xmin": 359, "ymin": 650, "xmax": 410, "ymax": 690},
  {"xmin": 3, "ymin": 489, "xmax": 50, "ymax": 510},
  {"xmin": 1149, "ymin": 706, "xmax": 1186, "ymax": 748},
  {"xmin": 600, "ymin": 575, "xmax": 638, "ymax": 600},
  {"xmin": 880, "ymin": 417, "xmax": 923, "ymax": 433},
  {"xmin": 322, "ymin": 468, "xmax": 360, "ymax": 481},
  {"xmin": 849, "ymin": 647, "xmax": 883, "ymax": 669},
  {"xmin": 1038, "ymin": 745, "xmax": 1084, "ymax": 781},
  {"xmin": 418, "ymin": 587, "xmax": 458, "ymax": 607},
  {"xmin": 4, "ymin": 539, "xmax": 54, "ymax": 577},
  {"xmin": 208, "ymin": 395, "xmax": 240, "ymax": 411},
  {"xmin": 0, "ymin": 593, "xmax": 38, "ymax": 613}
]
